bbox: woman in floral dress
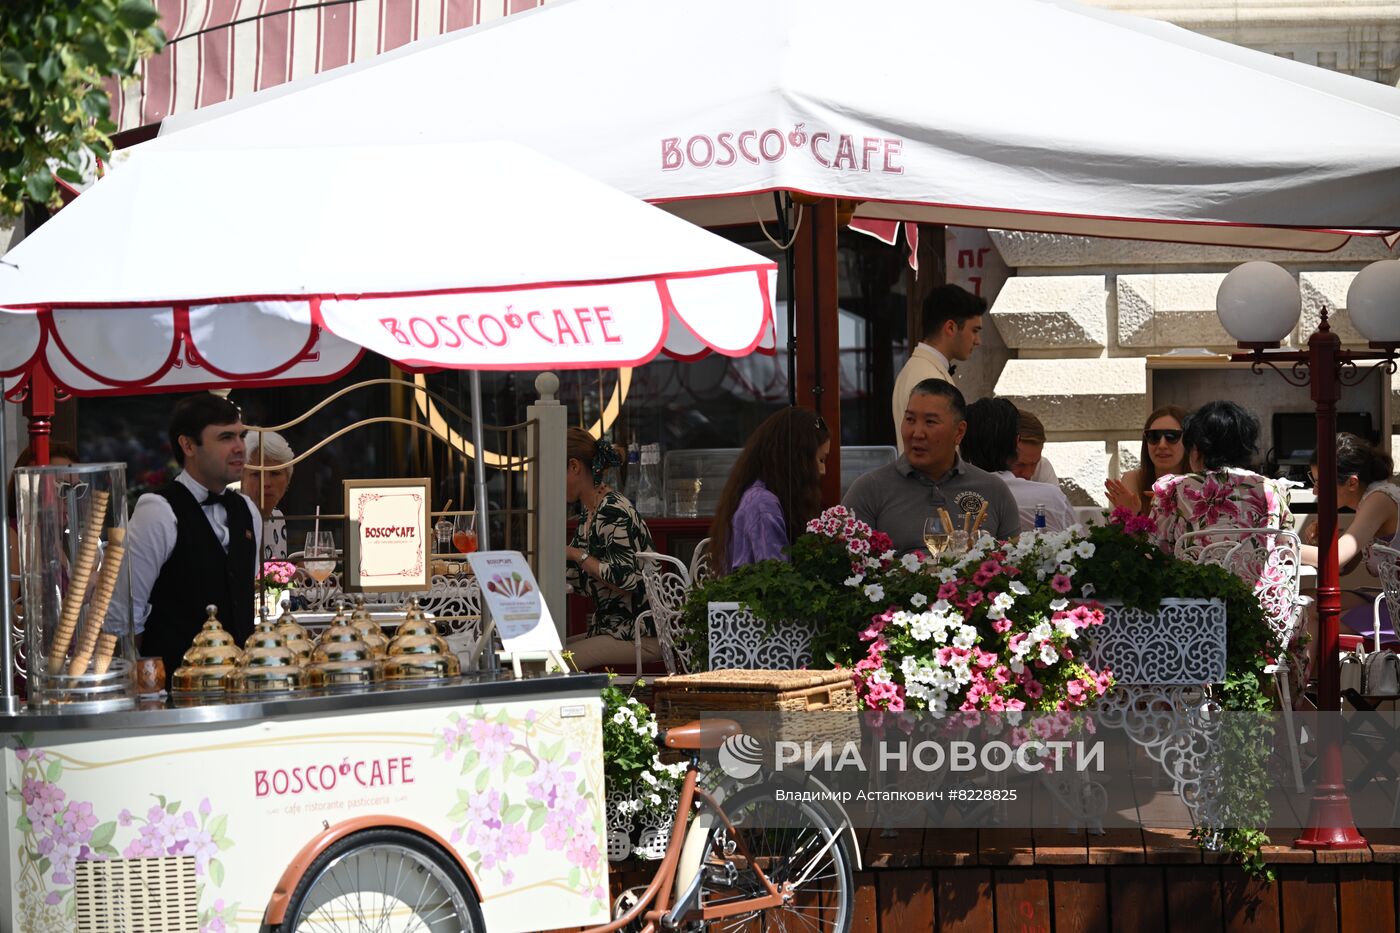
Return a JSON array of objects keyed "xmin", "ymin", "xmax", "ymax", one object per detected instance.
[
  {"xmin": 1149, "ymin": 400, "xmax": 1293, "ymax": 562},
  {"xmin": 563, "ymin": 428, "xmax": 657, "ymax": 671}
]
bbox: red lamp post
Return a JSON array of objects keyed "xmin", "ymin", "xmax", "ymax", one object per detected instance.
[{"xmin": 1218, "ymin": 260, "xmax": 1400, "ymax": 849}]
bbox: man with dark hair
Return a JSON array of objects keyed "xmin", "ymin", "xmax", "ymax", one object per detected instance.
[
  {"xmin": 846, "ymin": 378, "xmax": 1017, "ymax": 554},
  {"xmin": 962, "ymin": 397, "xmax": 1076, "ymax": 533},
  {"xmin": 891, "ymin": 284, "xmax": 987, "ymax": 452},
  {"xmin": 112, "ymin": 393, "xmax": 261, "ymax": 684}
]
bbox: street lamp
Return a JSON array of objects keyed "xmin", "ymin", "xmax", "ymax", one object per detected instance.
[{"xmin": 1215, "ymin": 259, "xmax": 1400, "ymax": 850}]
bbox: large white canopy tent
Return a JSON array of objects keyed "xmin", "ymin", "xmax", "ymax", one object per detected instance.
[{"xmin": 143, "ymin": 0, "xmax": 1400, "ymax": 250}]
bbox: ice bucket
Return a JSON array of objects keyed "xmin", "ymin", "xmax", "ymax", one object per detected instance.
[{"xmin": 15, "ymin": 463, "xmax": 136, "ymax": 711}]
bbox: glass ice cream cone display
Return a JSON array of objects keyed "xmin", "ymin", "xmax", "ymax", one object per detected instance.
[{"xmin": 15, "ymin": 463, "xmax": 136, "ymax": 711}]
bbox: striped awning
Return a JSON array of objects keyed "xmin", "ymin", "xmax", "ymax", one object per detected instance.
[{"xmin": 109, "ymin": 0, "xmax": 548, "ymax": 133}]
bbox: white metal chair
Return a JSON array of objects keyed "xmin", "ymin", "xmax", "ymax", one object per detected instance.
[
  {"xmin": 1175, "ymin": 527, "xmax": 1308, "ymax": 793},
  {"xmin": 689, "ymin": 537, "xmax": 715, "ymax": 586},
  {"xmin": 637, "ymin": 551, "xmax": 699, "ymax": 675},
  {"xmin": 1369, "ymin": 544, "xmax": 1400, "ymax": 654}
]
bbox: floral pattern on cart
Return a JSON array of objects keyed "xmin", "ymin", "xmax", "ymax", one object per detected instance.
[
  {"xmin": 436, "ymin": 705, "xmax": 609, "ymax": 917},
  {"xmin": 7, "ymin": 739, "xmax": 237, "ymax": 933}
]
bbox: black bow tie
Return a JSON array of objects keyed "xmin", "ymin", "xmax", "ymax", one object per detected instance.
[
  {"xmin": 203, "ymin": 489, "xmax": 240, "ymax": 509},
  {"xmin": 948, "ymin": 365, "xmax": 957, "ymax": 376}
]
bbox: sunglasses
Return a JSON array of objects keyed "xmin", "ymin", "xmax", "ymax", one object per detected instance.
[
  {"xmin": 1143, "ymin": 430, "xmax": 1183, "ymax": 445},
  {"xmin": 56, "ymin": 480, "xmax": 89, "ymax": 499}
]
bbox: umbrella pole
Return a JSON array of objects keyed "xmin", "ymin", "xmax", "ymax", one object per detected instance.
[
  {"xmin": 0, "ymin": 385, "xmax": 18, "ymax": 713},
  {"xmin": 469, "ymin": 370, "xmax": 500, "ymax": 673},
  {"xmin": 470, "ymin": 370, "xmax": 490, "ymax": 552}
]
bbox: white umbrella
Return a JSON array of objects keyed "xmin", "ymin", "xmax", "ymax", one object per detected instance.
[
  {"xmin": 144, "ymin": 0, "xmax": 1400, "ymax": 250},
  {"xmin": 0, "ymin": 141, "xmax": 777, "ymax": 394}
]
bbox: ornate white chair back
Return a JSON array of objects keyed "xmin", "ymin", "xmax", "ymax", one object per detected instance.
[
  {"xmin": 1174, "ymin": 527, "xmax": 1303, "ymax": 652},
  {"xmin": 689, "ymin": 537, "xmax": 715, "ymax": 586},
  {"xmin": 1371, "ymin": 543, "xmax": 1400, "ymax": 651},
  {"xmin": 637, "ymin": 551, "xmax": 697, "ymax": 674}
]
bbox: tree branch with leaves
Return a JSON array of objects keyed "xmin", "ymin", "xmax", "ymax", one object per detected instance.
[{"xmin": 0, "ymin": 0, "xmax": 165, "ymax": 215}]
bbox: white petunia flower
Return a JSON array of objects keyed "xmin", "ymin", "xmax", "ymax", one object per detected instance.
[
  {"xmin": 1075, "ymin": 540, "xmax": 1096, "ymax": 559},
  {"xmin": 1080, "ymin": 583, "xmax": 1096, "ymax": 597},
  {"xmin": 1009, "ymin": 581, "xmax": 1030, "ymax": 596},
  {"xmin": 845, "ymin": 574, "xmax": 865, "ymax": 587},
  {"xmin": 910, "ymin": 592, "xmax": 929, "ymax": 608},
  {"xmin": 1040, "ymin": 641, "xmax": 1061, "ymax": 665},
  {"xmin": 900, "ymin": 553, "xmax": 923, "ymax": 573},
  {"xmin": 1049, "ymin": 598, "xmax": 1069, "ymax": 611},
  {"xmin": 865, "ymin": 583, "xmax": 886, "ymax": 603}
]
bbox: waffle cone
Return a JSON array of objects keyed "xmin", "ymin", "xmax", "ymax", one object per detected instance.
[
  {"xmin": 48, "ymin": 490, "xmax": 110, "ymax": 670},
  {"xmin": 92, "ymin": 634, "xmax": 118, "ymax": 675},
  {"xmin": 68, "ymin": 545, "xmax": 125, "ymax": 675}
]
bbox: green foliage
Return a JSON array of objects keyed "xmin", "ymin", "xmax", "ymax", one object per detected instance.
[
  {"xmin": 682, "ymin": 509, "xmax": 895, "ymax": 668},
  {"xmin": 0, "ymin": 0, "xmax": 166, "ymax": 214}
]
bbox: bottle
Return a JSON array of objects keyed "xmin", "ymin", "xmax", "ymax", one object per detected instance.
[
  {"xmin": 623, "ymin": 442, "xmax": 641, "ymax": 505},
  {"xmin": 636, "ymin": 444, "xmax": 663, "ymax": 517},
  {"xmin": 1034, "ymin": 504, "xmax": 1047, "ymax": 530}
]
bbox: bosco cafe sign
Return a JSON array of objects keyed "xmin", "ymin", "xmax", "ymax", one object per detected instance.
[
  {"xmin": 661, "ymin": 123, "xmax": 906, "ymax": 175},
  {"xmin": 314, "ymin": 279, "xmax": 674, "ymax": 369}
]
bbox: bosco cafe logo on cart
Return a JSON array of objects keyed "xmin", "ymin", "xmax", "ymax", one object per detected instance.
[{"xmin": 661, "ymin": 123, "xmax": 906, "ymax": 175}]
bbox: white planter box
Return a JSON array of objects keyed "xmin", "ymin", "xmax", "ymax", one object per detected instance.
[{"xmin": 707, "ymin": 598, "xmax": 1227, "ymax": 685}]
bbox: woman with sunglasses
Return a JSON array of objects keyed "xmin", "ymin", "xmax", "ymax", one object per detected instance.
[
  {"xmin": 1300, "ymin": 433, "xmax": 1400, "ymax": 643},
  {"xmin": 1105, "ymin": 406, "xmax": 1188, "ymax": 515},
  {"xmin": 1147, "ymin": 400, "xmax": 1292, "ymax": 556},
  {"xmin": 709, "ymin": 407, "xmax": 831, "ymax": 573}
]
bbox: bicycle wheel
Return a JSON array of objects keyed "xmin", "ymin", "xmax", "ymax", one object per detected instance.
[
  {"xmin": 699, "ymin": 786, "xmax": 854, "ymax": 933},
  {"xmin": 281, "ymin": 828, "xmax": 486, "ymax": 933}
]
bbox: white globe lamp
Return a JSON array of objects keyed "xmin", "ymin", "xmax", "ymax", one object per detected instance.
[
  {"xmin": 1215, "ymin": 261, "xmax": 1300, "ymax": 347},
  {"xmin": 1347, "ymin": 260, "xmax": 1400, "ymax": 347}
]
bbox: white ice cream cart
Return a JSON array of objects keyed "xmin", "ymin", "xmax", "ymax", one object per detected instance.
[{"xmin": 2, "ymin": 674, "xmax": 611, "ymax": 933}]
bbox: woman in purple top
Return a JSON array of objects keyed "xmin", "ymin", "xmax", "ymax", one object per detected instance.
[{"xmin": 708, "ymin": 408, "xmax": 831, "ymax": 573}]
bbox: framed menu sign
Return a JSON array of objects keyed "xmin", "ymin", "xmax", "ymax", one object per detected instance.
[{"xmin": 343, "ymin": 478, "xmax": 431, "ymax": 592}]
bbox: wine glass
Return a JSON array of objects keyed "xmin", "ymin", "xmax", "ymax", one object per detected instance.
[
  {"xmin": 923, "ymin": 515, "xmax": 953, "ymax": 560},
  {"xmin": 452, "ymin": 512, "xmax": 478, "ymax": 555},
  {"xmin": 304, "ymin": 531, "xmax": 337, "ymax": 583}
]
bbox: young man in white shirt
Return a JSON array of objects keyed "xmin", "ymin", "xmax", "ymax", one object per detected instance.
[{"xmin": 891, "ymin": 284, "xmax": 987, "ymax": 453}]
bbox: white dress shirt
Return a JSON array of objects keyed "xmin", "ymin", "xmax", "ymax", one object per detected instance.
[
  {"xmin": 109, "ymin": 470, "xmax": 262, "ymax": 635},
  {"xmin": 892, "ymin": 343, "xmax": 954, "ymax": 453},
  {"xmin": 1029, "ymin": 457, "xmax": 1058, "ymax": 485},
  {"xmin": 994, "ymin": 471, "xmax": 1078, "ymax": 533}
]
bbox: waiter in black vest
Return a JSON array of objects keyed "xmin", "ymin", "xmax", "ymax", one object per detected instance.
[{"xmin": 115, "ymin": 394, "xmax": 262, "ymax": 685}]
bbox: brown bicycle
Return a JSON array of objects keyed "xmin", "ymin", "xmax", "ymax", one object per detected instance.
[{"xmin": 585, "ymin": 719, "xmax": 856, "ymax": 933}]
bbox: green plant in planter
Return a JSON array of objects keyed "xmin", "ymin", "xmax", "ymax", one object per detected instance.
[{"xmin": 682, "ymin": 506, "xmax": 896, "ymax": 667}]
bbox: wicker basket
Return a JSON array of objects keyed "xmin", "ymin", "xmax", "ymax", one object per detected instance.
[{"xmin": 653, "ymin": 669, "xmax": 859, "ymax": 749}]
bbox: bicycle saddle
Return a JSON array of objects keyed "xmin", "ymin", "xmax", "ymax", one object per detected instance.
[{"xmin": 662, "ymin": 718, "xmax": 741, "ymax": 750}]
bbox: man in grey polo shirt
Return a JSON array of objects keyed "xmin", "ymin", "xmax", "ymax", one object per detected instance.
[{"xmin": 844, "ymin": 378, "xmax": 1018, "ymax": 555}]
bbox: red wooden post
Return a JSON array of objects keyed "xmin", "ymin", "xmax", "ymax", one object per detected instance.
[
  {"xmin": 21, "ymin": 370, "xmax": 56, "ymax": 466},
  {"xmin": 794, "ymin": 198, "xmax": 842, "ymax": 507},
  {"xmin": 1295, "ymin": 317, "xmax": 1366, "ymax": 849}
]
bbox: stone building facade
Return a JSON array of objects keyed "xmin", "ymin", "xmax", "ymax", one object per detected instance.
[{"xmin": 958, "ymin": 0, "xmax": 1400, "ymax": 506}]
